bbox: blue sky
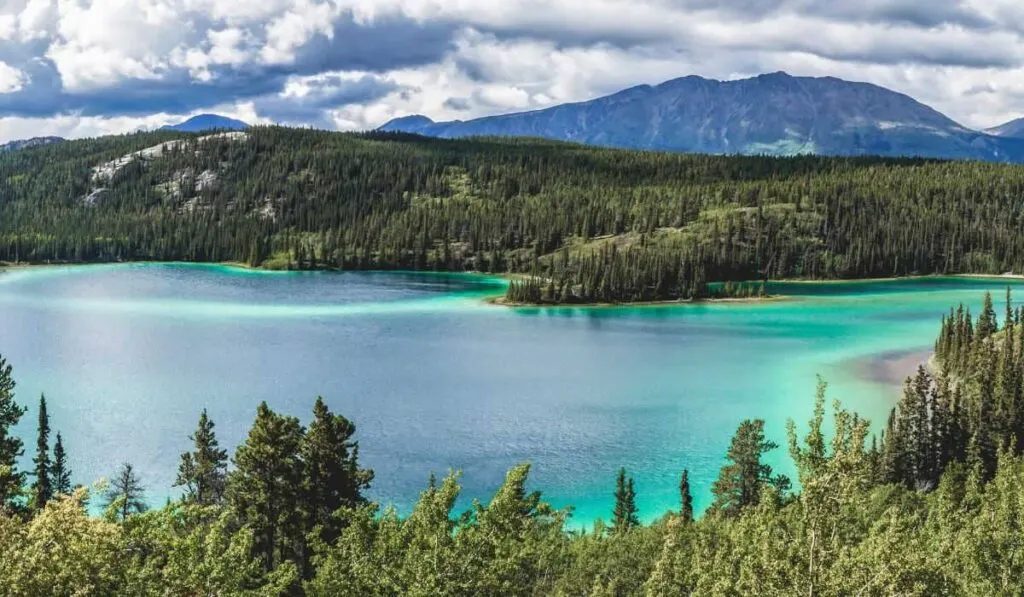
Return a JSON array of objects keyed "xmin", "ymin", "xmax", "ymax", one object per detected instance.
[{"xmin": 0, "ymin": 0, "xmax": 1022, "ymax": 142}]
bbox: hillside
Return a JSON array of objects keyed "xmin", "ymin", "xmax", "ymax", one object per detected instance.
[
  {"xmin": 3, "ymin": 127, "xmax": 1024, "ymax": 301},
  {"xmin": 380, "ymin": 72, "xmax": 1024, "ymax": 162},
  {"xmin": 0, "ymin": 136, "xmax": 64, "ymax": 153}
]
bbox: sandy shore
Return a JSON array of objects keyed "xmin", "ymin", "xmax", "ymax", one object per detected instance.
[{"xmin": 853, "ymin": 349, "xmax": 934, "ymax": 387}]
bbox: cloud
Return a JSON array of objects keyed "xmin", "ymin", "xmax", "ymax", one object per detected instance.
[
  {"xmin": 0, "ymin": 0, "xmax": 1022, "ymax": 141},
  {"xmin": 0, "ymin": 61, "xmax": 26, "ymax": 92}
]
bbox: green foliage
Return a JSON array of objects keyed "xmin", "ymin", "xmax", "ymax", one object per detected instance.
[
  {"xmin": 8, "ymin": 130, "xmax": 1024, "ymax": 303},
  {"xmin": 50, "ymin": 432, "xmax": 71, "ymax": 497},
  {"xmin": 30, "ymin": 394, "xmax": 51, "ymax": 512},
  {"xmin": 711, "ymin": 419, "xmax": 791, "ymax": 516},
  {"xmin": 103, "ymin": 462, "xmax": 147, "ymax": 521},
  {"xmin": 299, "ymin": 396, "xmax": 373, "ymax": 574},
  {"xmin": 0, "ymin": 355, "xmax": 25, "ymax": 511},
  {"xmin": 679, "ymin": 469, "xmax": 693, "ymax": 523},
  {"xmin": 4, "ymin": 291, "xmax": 1024, "ymax": 593},
  {"xmin": 612, "ymin": 467, "xmax": 640, "ymax": 534},
  {"xmin": 174, "ymin": 408, "xmax": 228, "ymax": 506},
  {"xmin": 228, "ymin": 402, "xmax": 305, "ymax": 573}
]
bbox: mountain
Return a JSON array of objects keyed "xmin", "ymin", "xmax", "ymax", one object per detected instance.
[
  {"xmin": 380, "ymin": 72, "xmax": 1024, "ymax": 162},
  {"xmin": 162, "ymin": 114, "xmax": 249, "ymax": 133},
  {"xmin": 0, "ymin": 136, "xmax": 65, "ymax": 152},
  {"xmin": 986, "ymin": 117, "xmax": 1024, "ymax": 139}
]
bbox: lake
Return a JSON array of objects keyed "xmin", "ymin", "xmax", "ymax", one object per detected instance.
[{"xmin": 1, "ymin": 263, "xmax": 1021, "ymax": 525}]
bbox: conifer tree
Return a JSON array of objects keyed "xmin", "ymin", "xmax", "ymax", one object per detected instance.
[
  {"xmin": 711, "ymin": 419, "xmax": 789, "ymax": 516},
  {"xmin": 679, "ymin": 469, "xmax": 693, "ymax": 523},
  {"xmin": 0, "ymin": 355, "xmax": 25, "ymax": 510},
  {"xmin": 50, "ymin": 432, "xmax": 71, "ymax": 496},
  {"xmin": 611, "ymin": 467, "xmax": 639, "ymax": 534},
  {"xmin": 978, "ymin": 292, "xmax": 997, "ymax": 340},
  {"xmin": 103, "ymin": 462, "xmax": 147, "ymax": 521},
  {"xmin": 175, "ymin": 409, "xmax": 228, "ymax": 506},
  {"xmin": 299, "ymin": 397, "xmax": 373, "ymax": 572},
  {"xmin": 228, "ymin": 402, "xmax": 305, "ymax": 572},
  {"xmin": 30, "ymin": 394, "xmax": 52, "ymax": 511}
]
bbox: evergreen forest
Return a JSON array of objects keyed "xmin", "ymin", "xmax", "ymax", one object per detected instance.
[
  {"xmin": 4, "ymin": 128, "xmax": 1024, "ymax": 303},
  {"xmin": 4, "ymin": 291, "xmax": 1024, "ymax": 595}
]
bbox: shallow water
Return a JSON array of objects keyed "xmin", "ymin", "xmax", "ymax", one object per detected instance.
[{"xmin": 1, "ymin": 264, "xmax": 1020, "ymax": 525}]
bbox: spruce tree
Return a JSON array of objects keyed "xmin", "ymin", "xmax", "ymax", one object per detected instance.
[
  {"xmin": 711, "ymin": 419, "xmax": 789, "ymax": 516},
  {"xmin": 228, "ymin": 402, "xmax": 305, "ymax": 572},
  {"xmin": 175, "ymin": 409, "xmax": 228, "ymax": 506},
  {"xmin": 50, "ymin": 432, "xmax": 71, "ymax": 496},
  {"xmin": 611, "ymin": 467, "xmax": 639, "ymax": 534},
  {"xmin": 103, "ymin": 462, "xmax": 147, "ymax": 521},
  {"xmin": 30, "ymin": 394, "xmax": 52, "ymax": 511},
  {"xmin": 0, "ymin": 355, "xmax": 26, "ymax": 510},
  {"xmin": 299, "ymin": 397, "xmax": 373, "ymax": 574},
  {"xmin": 679, "ymin": 469, "xmax": 694, "ymax": 523},
  {"xmin": 978, "ymin": 292, "xmax": 997, "ymax": 340}
]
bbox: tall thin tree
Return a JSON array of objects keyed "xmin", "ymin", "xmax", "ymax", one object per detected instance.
[
  {"xmin": 50, "ymin": 432, "xmax": 72, "ymax": 496},
  {"xmin": 679, "ymin": 469, "xmax": 694, "ymax": 523},
  {"xmin": 30, "ymin": 394, "xmax": 52, "ymax": 511},
  {"xmin": 612, "ymin": 467, "xmax": 639, "ymax": 534},
  {"xmin": 175, "ymin": 409, "xmax": 228, "ymax": 506}
]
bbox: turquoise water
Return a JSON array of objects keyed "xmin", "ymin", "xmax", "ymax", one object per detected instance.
[{"xmin": 1, "ymin": 264, "xmax": 1021, "ymax": 525}]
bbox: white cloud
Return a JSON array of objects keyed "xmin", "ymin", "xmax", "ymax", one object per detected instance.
[
  {"xmin": 0, "ymin": 61, "xmax": 27, "ymax": 93},
  {"xmin": 0, "ymin": 0, "xmax": 1023, "ymax": 139},
  {"xmin": 260, "ymin": 0, "xmax": 340, "ymax": 65}
]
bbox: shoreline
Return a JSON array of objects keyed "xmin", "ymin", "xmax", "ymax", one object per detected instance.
[
  {"xmin": 486, "ymin": 294, "xmax": 789, "ymax": 308},
  {"xmin": 4, "ymin": 260, "xmax": 1022, "ymax": 309}
]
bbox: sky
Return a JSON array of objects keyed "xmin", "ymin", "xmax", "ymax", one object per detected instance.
[{"xmin": 0, "ymin": 0, "xmax": 1023, "ymax": 142}]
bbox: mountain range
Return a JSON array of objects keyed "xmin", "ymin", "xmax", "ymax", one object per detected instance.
[{"xmin": 380, "ymin": 72, "xmax": 1024, "ymax": 162}]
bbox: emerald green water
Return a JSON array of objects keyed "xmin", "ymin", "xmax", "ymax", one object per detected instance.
[{"xmin": 1, "ymin": 264, "xmax": 1020, "ymax": 524}]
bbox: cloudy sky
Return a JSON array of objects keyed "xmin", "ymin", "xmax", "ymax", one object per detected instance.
[{"xmin": 0, "ymin": 0, "xmax": 1023, "ymax": 142}]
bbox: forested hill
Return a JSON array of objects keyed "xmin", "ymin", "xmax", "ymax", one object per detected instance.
[{"xmin": 3, "ymin": 126, "xmax": 1024, "ymax": 301}]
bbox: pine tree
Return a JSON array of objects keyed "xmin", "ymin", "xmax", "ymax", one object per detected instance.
[
  {"xmin": 30, "ymin": 394, "xmax": 52, "ymax": 511},
  {"xmin": 978, "ymin": 292, "xmax": 997, "ymax": 340},
  {"xmin": 299, "ymin": 397, "xmax": 373, "ymax": 574},
  {"xmin": 103, "ymin": 462, "xmax": 147, "ymax": 521},
  {"xmin": 679, "ymin": 469, "xmax": 694, "ymax": 523},
  {"xmin": 175, "ymin": 409, "xmax": 228, "ymax": 506},
  {"xmin": 611, "ymin": 467, "xmax": 639, "ymax": 534},
  {"xmin": 228, "ymin": 402, "xmax": 305, "ymax": 572},
  {"xmin": 50, "ymin": 432, "xmax": 72, "ymax": 496},
  {"xmin": 0, "ymin": 355, "xmax": 26, "ymax": 510},
  {"xmin": 711, "ymin": 419, "xmax": 790, "ymax": 516}
]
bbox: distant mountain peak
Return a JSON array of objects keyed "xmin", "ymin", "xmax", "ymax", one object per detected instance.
[
  {"xmin": 378, "ymin": 114, "xmax": 435, "ymax": 133},
  {"xmin": 987, "ymin": 117, "xmax": 1024, "ymax": 139},
  {"xmin": 377, "ymin": 72, "xmax": 1022, "ymax": 162},
  {"xmin": 162, "ymin": 114, "xmax": 249, "ymax": 133}
]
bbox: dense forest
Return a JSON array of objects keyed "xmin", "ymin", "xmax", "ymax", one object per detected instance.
[
  {"xmin": 3, "ymin": 291, "xmax": 1024, "ymax": 595},
  {"xmin": 3, "ymin": 127, "xmax": 1024, "ymax": 303}
]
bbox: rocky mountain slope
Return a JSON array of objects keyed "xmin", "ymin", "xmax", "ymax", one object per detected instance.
[{"xmin": 381, "ymin": 72, "xmax": 1024, "ymax": 162}]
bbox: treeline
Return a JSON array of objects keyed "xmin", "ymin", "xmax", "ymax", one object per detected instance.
[
  {"xmin": 4, "ymin": 128, "xmax": 1024, "ymax": 302},
  {"xmin": 5, "ymin": 294, "xmax": 1024, "ymax": 594},
  {"xmin": 874, "ymin": 290, "xmax": 1024, "ymax": 489}
]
